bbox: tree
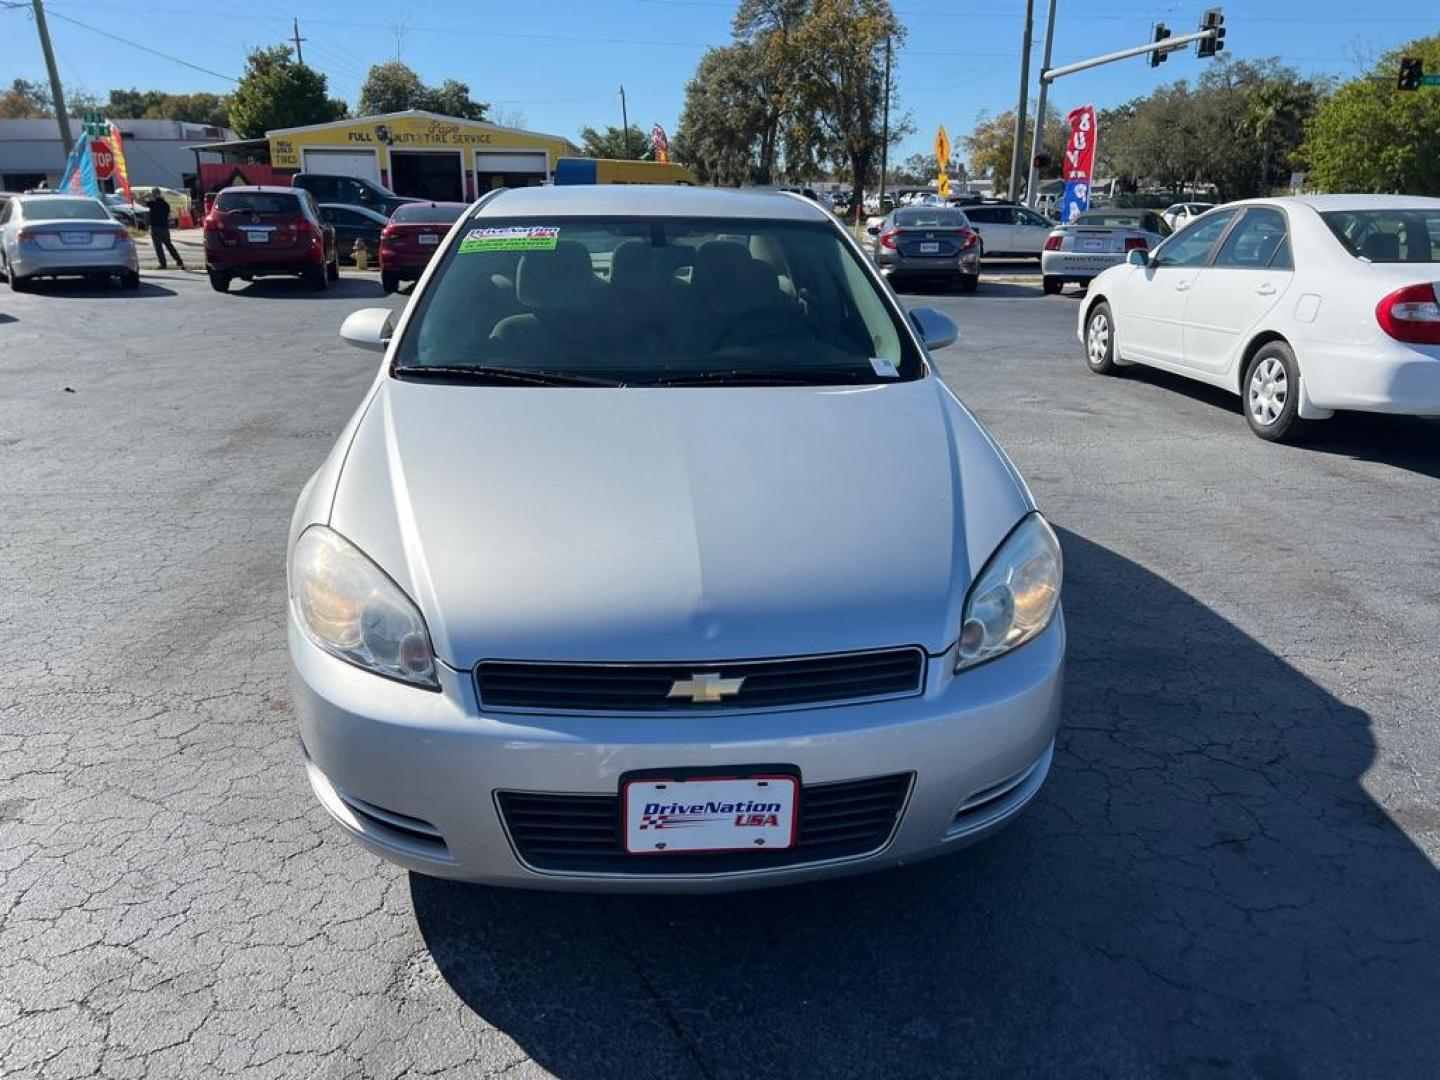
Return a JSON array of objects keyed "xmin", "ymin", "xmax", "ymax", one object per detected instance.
[
  {"xmin": 0, "ymin": 79, "xmax": 50, "ymax": 119},
  {"xmin": 892, "ymin": 150, "xmax": 962, "ymax": 186},
  {"xmin": 358, "ymin": 62, "xmax": 487, "ymax": 119},
  {"xmin": 578, "ymin": 124, "xmax": 653, "ymax": 161},
  {"xmin": 962, "ymin": 105, "xmax": 1065, "ymax": 185},
  {"xmin": 675, "ymin": 43, "xmax": 770, "ymax": 184},
  {"xmin": 1302, "ymin": 34, "xmax": 1440, "ymax": 194},
  {"xmin": 105, "ymin": 89, "xmax": 230, "ymax": 128},
  {"xmin": 228, "ymin": 46, "xmax": 346, "ymax": 138}
]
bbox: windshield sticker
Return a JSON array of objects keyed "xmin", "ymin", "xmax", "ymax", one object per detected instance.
[
  {"xmin": 869, "ymin": 357, "xmax": 899, "ymax": 378},
  {"xmin": 458, "ymin": 226, "xmax": 559, "ymax": 254}
]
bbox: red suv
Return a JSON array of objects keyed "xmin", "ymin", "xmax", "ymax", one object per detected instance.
[
  {"xmin": 204, "ymin": 186, "xmax": 339, "ymax": 293},
  {"xmin": 379, "ymin": 201, "xmax": 467, "ymax": 293}
]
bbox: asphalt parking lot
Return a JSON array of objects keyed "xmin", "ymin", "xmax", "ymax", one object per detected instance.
[{"xmin": 2, "ymin": 266, "xmax": 1438, "ymax": 1079}]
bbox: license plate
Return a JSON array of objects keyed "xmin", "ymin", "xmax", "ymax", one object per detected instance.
[
  {"xmin": 1081, "ymin": 238, "xmax": 1105, "ymax": 252},
  {"xmin": 919, "ymin": 242, "xmax": 940, "ymax": 254},
  {"xmin": 243, "ymin": 229, "xmax": 269, "ymax": 243},
  {"xmin": 623, "ymin": 775, "xmax": 798, "ymax": 853},
  {"xmin": 61, "ymin": 232, "xmax": 90, "ymax": 245},
  {"xmin": 418, "ymin": 234, "xmax": 439, "ymax": 245}
]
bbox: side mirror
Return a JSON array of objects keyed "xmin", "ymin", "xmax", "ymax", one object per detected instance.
[
  {"xmin": 866, "ymin": 224, "xmax": 880, "ymax": 236},
  {"xmin": 1126, "ymin": 248, "xmax": 1148, "ymax": 267},
  {"xmin": 909, "ymin": 306, "xmax": 959, "ymax": 351},
  {"xmin": 340, "ymin": 308, "xmax": 394, "ymax": 352}
]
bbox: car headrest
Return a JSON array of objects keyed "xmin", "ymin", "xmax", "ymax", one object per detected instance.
[
  {"xmin": 516, "ymin": 240, "xmax": 598, "ymax": 308},
  {"xmin": 692, "ymin": 240, "xmax": 782, "ymax": 314},
  {"xmin": 609, "ymin": 238, "xmax": 661, "ymax": 296},
  {"xmin": 1361, "ymin": 232, "xmax": 1400, "ymax": 262}
]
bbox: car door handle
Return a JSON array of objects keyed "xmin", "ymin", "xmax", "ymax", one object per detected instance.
[
  {"xmin": 1174, "ymin": 281, "xmax": 1191, "ymax": 292},
  {"xmin": 1255, "ymin": 283, "xmax": 1277, "ymax": 296}
]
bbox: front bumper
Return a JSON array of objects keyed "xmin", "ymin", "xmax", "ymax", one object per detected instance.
[
  {"xmin": 1041, "ymin": 250, "xmax": 1122, "ymax": 281},
  {"xmin": 292, "ymin": 613, "xmax": 1065, "ymax": 893}
]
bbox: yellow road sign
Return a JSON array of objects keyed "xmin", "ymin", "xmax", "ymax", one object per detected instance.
[
  {"xmin": 934, "ymin": 124, "xmax": 951, "ymax": 168},
  {"xmin": 937, "ymin": 174, "xmax": 951, "ymax": 197}
]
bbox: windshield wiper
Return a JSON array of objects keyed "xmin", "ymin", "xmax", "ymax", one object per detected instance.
[
  {"xmin": 391, "ymin": 364, "xmax": 621, "ymax": 387},
  {"xmin": 644, "ymin": 368, "xmax": 879, "ymax": 387}
]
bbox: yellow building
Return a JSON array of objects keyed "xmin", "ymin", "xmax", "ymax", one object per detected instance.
[{"xmin": 265, "ymin": 110, "xmax": 575, "ymax": 201}]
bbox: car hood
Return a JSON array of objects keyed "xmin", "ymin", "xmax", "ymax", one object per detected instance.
[{"xmin": 327, "ymin": 376, "xmax": 1032, "ymax": 667}]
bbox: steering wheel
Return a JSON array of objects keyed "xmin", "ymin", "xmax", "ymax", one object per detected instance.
[{"xmin": 710, "ymin": 306, "xmax": 816, "ymax": 351}]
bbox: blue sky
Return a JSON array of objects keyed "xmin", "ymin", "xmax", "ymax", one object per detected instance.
[{"xmin": 1, "ymin": 0, "xmax": 1434, "ymax": 169}]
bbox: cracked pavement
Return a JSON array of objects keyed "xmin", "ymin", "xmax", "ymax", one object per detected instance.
[{"xmin": 1, "ymin": 270, "xmax": 1437, "ymax": 1078}]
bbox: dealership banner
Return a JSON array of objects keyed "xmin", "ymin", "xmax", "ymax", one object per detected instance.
[
  {"xmin": 58, "ymin": 139, "xmax": 101, "ymax": 198},
  {"xmin": 652, "ymin": 123, "xmax": 670, "ymax": 163},
  {"xmin": 108, "ymin": 120, "xmax": 135, "ymax": 202},
  {"xmin": 1060, "ymin": 105, "xmax": 1097, "ymax": 223}
]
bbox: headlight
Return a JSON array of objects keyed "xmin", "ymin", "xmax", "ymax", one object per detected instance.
[
  {"xmin": 956, "ymin": 512, "xmax": 1062, "ymax": 671},
  {"xmin": 289, "ymin": 525, "xmax": 438, "ymax": 688}
]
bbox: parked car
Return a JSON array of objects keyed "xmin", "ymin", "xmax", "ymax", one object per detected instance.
[
  {"xmin": 1077, "ymin": 195, "xmax": 1440, "ymax": 441},
  {"xmin": 1162, "ymin": 201, "xmax": 1215, "ymax": 231},
  {"xmin": 869, "ymin": 204, "xmax": 981, "ymax": 292},
  {"xmin": 318, "ymin": 203, "xmax": 390, "ymax": 263},
  {"xmin": 378, "ymin": 200, "xmax": 467, "ymax": 293},
  {"xmin": 290, "ymin": 184, "xmax": 1063, "ymax": 891},
  {"xmin": 1041, "ymin": 209, "xmax": 1171, "ymax": 295},
  {"xmin": 292, "ymin": 173, "xmax": 418, "ymax": 217},
  {"xmin": 962, "ymin": 203, "xmax": 1056, "ymax": 258},
  {"xmin": 0, "ymin": 193, "xmax": 139, "ymax": 290},
  {"xmin": 203, "ymin": 185, "xmax": 339, "ymax": 293},
  {"xmin": 103, "ymin": 193, "xmax": 144, "ymax": 231}
]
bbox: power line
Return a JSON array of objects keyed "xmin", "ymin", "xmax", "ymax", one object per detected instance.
[{"xmin": 43, "ymin": 9, "xmax": 238, "ymax": 81}]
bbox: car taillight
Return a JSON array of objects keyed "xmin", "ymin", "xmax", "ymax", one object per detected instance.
[
  {"xmin": 1124, "ymin": 237, "xmax": 1148, "ymax": 251},
  {"xmin": 1044, "ymin": 235, "xmax": 1063, "ymax": 251},
  {"xmin": 295, "ymin": 218, "xmax": 313, "ymax": 236},
  {"xmin": 380, "ymin": 223, "xmax": 396, "ymax": 240},
  {"xmin": 1376, "ymin": 283, "xmax": 1440, "ymax": 345},
  {"xmin": 879, "ymin": 229, "xmax": 898, "ymax": 250},
  {"xmin": 203, "ymin": 212, "xmax": 220, "ymax": 230},
  {"xmin": 959, "ymin": 228, "xmax": 979, "ymax": 250}
]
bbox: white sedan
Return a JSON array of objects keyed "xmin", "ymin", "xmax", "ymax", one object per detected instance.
[{"xmin": 1076, "ymin": 195, "xmax": 1440, "ymax": 441}]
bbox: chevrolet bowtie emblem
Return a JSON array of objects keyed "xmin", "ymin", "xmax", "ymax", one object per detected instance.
[{"xmin": 668, "ymin": 672, "xmax": 746, "ymax": 704}]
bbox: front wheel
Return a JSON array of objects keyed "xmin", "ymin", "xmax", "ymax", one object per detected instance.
[
  {"xmin": 1042, "ymin": 275, "xmax": 1062, "ymax": 296},
  {"xmin": 1084, "ymin": 301, "xmax": 1120, "ymax": 375},
  {"xmin": 1244, "ymin": 341, "xmax": 1309, "ymax": 442}
]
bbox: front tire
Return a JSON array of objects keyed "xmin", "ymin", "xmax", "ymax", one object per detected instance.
[
  {"xmin": 1084, "ymin": 301, "xmax": 1120, "ymax": 375},
  {"xmin": 1042, "ymin": 275, "xmax": 1062, "ymax": 296},
  {"xmin": 1244, "ymin": 341, "xmax": 1308, "ymax": 442}
]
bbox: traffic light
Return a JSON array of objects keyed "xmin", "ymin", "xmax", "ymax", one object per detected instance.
[
  {"xmin": 1197, "ymin": 8, "xmax": 1225, "ymax": 59},
  {"xmin": 1398, "ymin": 57, "xmax": 1423, "ymax": 91},
  {"xmin": 1032, "ymin": 154, "xmax": 1050, "ymax": 170},
  {"xmin": 1149, "ymin": 23, "xmax": 1171, "ymax": 68}
]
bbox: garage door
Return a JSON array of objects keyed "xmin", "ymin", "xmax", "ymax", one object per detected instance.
[
  {"xmin": 300, "ymin": 149, "xmax": 380, "ymax": 183},
  {"xmin": 474, "ymin": 150, "xmax": 548, "ymax": 192}
]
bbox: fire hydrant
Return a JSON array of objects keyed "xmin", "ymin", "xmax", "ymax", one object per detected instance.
[{"xmin": 352, "ymin": 239, "xmax": 370, "ymax": 272}]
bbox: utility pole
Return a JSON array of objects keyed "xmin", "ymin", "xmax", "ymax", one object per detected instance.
[
  {"xmin": 880, "ymin": 35, "xmax": 892, "ymax": 203},
  {"xmin": 1024, "ymin": 0, "xmax": 1058, "ymax": 209},
  {"xmin": 1007, "ymin": 0, "xmax": 1034, "ymax": 203},
  {"xmin": 31, "ymin": 0, "xmax": 73, "ymax": 155},
  {"xmin": 291, "ymin": 17, "xmax": 306, "ymax": 65},
  {"xmin": 619, "ymin": 85, "xmax": 631, "ymax": 159}
]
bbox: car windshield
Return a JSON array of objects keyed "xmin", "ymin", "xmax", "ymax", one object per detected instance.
[
  {"xmin": 394, "ymin": 216, "xmax": 922, "ymax": 386},
  {"xmin": 1321, "ymin": 209, "xmax": 1440, "ymax": 263},
  {"xmin": 894, "ymin": 208, "xmax": 968, "ymax": 228},
  {"xmin": 215, "ymin": 192, "xmax": 301, "ymax": 215},
  {"xmin": 22, "ymin": 198, "xmax": 108, "ymax": 221},
  {"xmin": 393, "ymin": 204, "xmax": 466, "ymax": 224}
]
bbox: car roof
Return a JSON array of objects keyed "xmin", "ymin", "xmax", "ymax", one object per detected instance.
[
  {"xmin": 216, "ymin": 185, "xmax": 301, "ymax": 195},
  {"xmin": 1228, "ymin": 194, "xmax": 1440, "ymax": 212},
  {"xmin": 17, "ymin": 193, "xmax": 102, "ymax": 201},
  {"xmin": 479, "ymin": 184, "xmax": 830, "ymax": 222}
]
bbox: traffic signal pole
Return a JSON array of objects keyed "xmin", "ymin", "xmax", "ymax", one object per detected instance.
[{"xmin": 1023, "ymin": 14, "xmax": 1226, "ymax": 208}]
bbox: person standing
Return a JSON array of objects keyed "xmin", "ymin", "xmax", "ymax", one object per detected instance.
[{"xmin": 144, "ymin": 188, "xmax": 185, "ymax": 271}]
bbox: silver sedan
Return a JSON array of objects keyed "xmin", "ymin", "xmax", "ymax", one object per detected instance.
[
  {"xmin": 1041, "ymin": 209, "xmax": 1171, "ymax": 295},
  {"xmin": 0, "ymin": 194, "xmax": 140, "ymax": 290},
  {"xmin": 289, "ymin": 185, "xmax": 1064, "ymax": 892}
]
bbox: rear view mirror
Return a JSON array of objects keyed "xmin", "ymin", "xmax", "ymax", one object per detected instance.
[
  {"xmin": 340, "ymin": 308, "xmax": 395, "ymax": 352},
  {"xmin": 909, "ymin": 306, "xmax": 959, "ymax": 351},
  {"xmin": 866, "ymin": 225, "xmax": 880, "ymax": 236},
  {"xmin": 1126, "ymin": 248, "xmax": 1148, "ymax": 267}
]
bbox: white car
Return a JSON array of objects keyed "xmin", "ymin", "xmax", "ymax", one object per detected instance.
[
  {"xmin": 962, "ymin": 203, "xmax": 1057, "ymax": 258},
  {"xmin": 1162, "ymin": 201, "xmax": 1214, "ymax": 231},
  {"xmin": 1077, "ymin": 195, "xmax": 1440, "ymax": 441}
]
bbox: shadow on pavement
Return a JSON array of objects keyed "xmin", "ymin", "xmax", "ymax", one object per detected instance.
[
  {"xmin": 410, "ymin": 530, "xmax": 1440, "ymax": 1078},
  {"xmin": 227, "ymin": 277, "xmax": 388, "ymax": 299},
  {"xmin": 11, "ymin": 280, "xmax": 175, "ymax": 299}
]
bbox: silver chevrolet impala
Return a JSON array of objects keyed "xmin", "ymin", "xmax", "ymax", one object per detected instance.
[{"xmin": 289, "ymin": 184, "xmax": 1064, "ymax": 892}]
